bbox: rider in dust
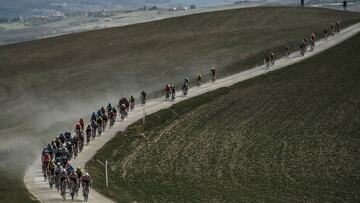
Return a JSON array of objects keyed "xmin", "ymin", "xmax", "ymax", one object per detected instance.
[
  {"xmin": 79, "ymin": 118, "xmax": 85, "ymax": 131},
  {"xmin": 120, "ymin": 103, "xmax": 128, "ymax": 120},
  {"xmin": 102, "ymin": 113, "xmax": 108, "ymax": 131},
  {"xmin": 42, "ymin": 149, "xmax": 51, "ymax": 181},
  {"xmin": 118, "ymin": 97, "xmax": 128, "ymax": 111},
  {"xmin": 59, "ymin": 133, "xmax": 65, "ymax": 144},
  {"xmin": 182, "ymin": 78, "xmax": 190, "ymax": 97},
  {"xmin": 59, "ymin": 169, "xmax": 68, "ymax": 200},
  {"xmin": 65, "ymin": 161, "xmax": 75, "ymax": 175},
  {"xmin": 335, "ymin": 21, "xmax": 341, "ymax": 33},
  {"xmin": 54, "ymin": 162, "xmax": 63, "ymax": 191},
  {"xmin": 66, "ymin": 141, "xmax": 73, "ymax": 159},
  {"xmin": 73, "ymin": 133, "xmax": 80, "ymax": 157},
  {"xmin": 165, "ymin": 84, "xmax": 171, "ymax": 101},
  {"xmin": 91, "ymin": 119, "xmax": 97, "ymax": 139},
  {"xmin": 329, "ymin": 24, "xmax": 335, "ymax": 36},
  {"xmin": 109, "ymin": 110, "xmax": 116, "ymax": 127},
  {"xmin": 81, "ymin": 172, "xmax": 92, "ymax": 201},
  {"xmin": 284, "ymin": 45, "xmax": 290, "ymax": 56},
  {"xmin": 140, "ymin": 90, "xmax": 147, "ymax": 105},
  {"xmin": 96, "ymin": 116, "xmax": 103, "ymax": 135},
  {"xmin": 100, "ymin": 106, "xmax": 106, "ymax": 116},
  {"xmin": 112, "ymin": 107, "xmax": 117, "ymax": 119},
  {"xmin": 264, "ymin": 54, "xmax": 270, "ymax": 69},
  {"xmin": 85, "ymin": 124, "xmax": 91, "ymax": 145},
  {"xmin": 171, "ymin": 85, "xmax": 176, "ymax": 101},
  {"xmin": 75, "ymin": 123, "xmax": 82, "ymax": 135},
  {"xmin": 107, "ymin": 103, "xmax": 112, "ymax": 114},
  {"xmin": 47, "ymin": 159, "xmax": 56, "ymax": 189},
  {"xmin": 91, "ymin": 112, "xmax": 97, "ymax": 122},
  {"xmin": 211, "ymin": 67, "xmax": 216, "ymax": 83},
  {"xmin": 76, "ymin": 167, "xmax": 83, "ymax": 196},
  {"xmin": 300, "ymin": 40, "xmax": 306, "ymax": 56},
  {"xmin": 310, "ymin": 32, "xmax": 316, "ymax": 51},
  {"xmin": 270, "ymin": 52, "xmax": 275, "ymax": 66},
  {"xmin": 69, "ymin": 170, "xmax": 79, "ymax": 200},
  {"xmin": 197, "ymin": 73, "xmax": 202, "ymax": 86},
  {"xmin": 129, "ymin": 95, "xmax": 135, "ymax": 110}
]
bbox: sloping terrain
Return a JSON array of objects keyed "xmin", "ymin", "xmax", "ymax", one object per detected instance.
[
  {"xmin": 88, "ymin": 32, "xmax": 360, "ymax": 202},
  {"xmin": 25, "ymin": 23, "xmax": 360, "ymax": 203},
  {"xmin": 0, "ymin": 7, "xmax": 359, "ymax": 202}
]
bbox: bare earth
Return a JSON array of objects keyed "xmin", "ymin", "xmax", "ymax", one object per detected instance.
[{"xmin": 24, "ymin": 22, "xmax": 360, "ymax": 203}]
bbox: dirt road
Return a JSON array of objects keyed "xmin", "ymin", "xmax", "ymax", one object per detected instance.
[{"xmin": 24, "ymin": 22, "xmax": 360, "ymax": 202}]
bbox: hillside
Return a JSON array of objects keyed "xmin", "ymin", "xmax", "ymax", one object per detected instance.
[
  {"xmin": 87, "ymin": 32, "xmax": 360, "ymax": 202},
  {"xmin": 0, "ymin": 6, "xmax": 359, "ymax": 202}
]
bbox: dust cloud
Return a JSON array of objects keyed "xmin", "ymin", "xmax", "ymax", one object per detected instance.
[{"xmin": 0, "ymin": 62, "xmax": 210, "ymax": 179}]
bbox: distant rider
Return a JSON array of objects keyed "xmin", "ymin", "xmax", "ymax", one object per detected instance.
[
  {"xmin": 171, "ymin": 85, "xmax": 176, "ymax": 101},
  {"xmin": 270, "ymin": 52, "xmax": 275, "ymax": 66},
  {"xmin": 81, "ymin": 172, "xmax": 92, "ymax": 189},
  {"xmin": 285, "ymin": 46, "xmax": 290, "ymax": 56},
  {"xmin": 76, "ymin": 167, "xmax": 83, "ymax": 191},
  {"xmin": 69, "ymin": 170, "xmax": 78, "ymax": 188},
  {"xmin": 197, "ymin": 74, "xmax": 202, "ymax": 86},
  {"xmin": 264, "ymin": 55, "xmax": 270, "ymax": 69},
  {"xmin": 47, "ymin": 159, "xmax": 56, "ymax": 178},
  {"xmin": 59, "ymin": 168, "xmax": 68, "ymax": 187},
  {"xmin": 335, "ymin": 21, "xmax": 340, "ymax": 33},
  {"xmin": 91, "ymin": 112, "xmax": 97, "ymax": 122},
  {"xmin": 96, "ymin": 116, "xmax": 103, "ymax": 132},
  {"xmin": 165, "ymin": 84, "xmax": 171, "ymax": 100},
  {"xmin": 112, "ymin": 107, "xmax": 117, "ymax": 117},
  {"xmin": 182, "ymin": 78, "xmax": 189, "ymax": 96},
  {"xmin": 75, "ymin": 123, "xmax": 81, "ymax": 135},
  {"xmin": 129, "ymin": 95, "xmax": 135, "ymax": 110},
  {"xmin": 100, "ymin": 107, "xmax": 106, "ymax": 115},
  {"xmin": 140, "ymin": 90, "xmax": 147, "ymax": 105},
  {"xmin": 54, "ymin": 162, "xmax": 63, "ymax": 177},
  {"xmin": 211, "ymin": 67, "xmax": 216, "ymax": 82},
  {"xmin": 107, "ymin": 103, "xmax": 112, "ymax": 113},
  {"xmin": 65, "ymin": 161, "xmax": 75, "ymax": 175},
  {"xmin": 79, "ymin": 118, "xmax": 84, "ymax": 131}
]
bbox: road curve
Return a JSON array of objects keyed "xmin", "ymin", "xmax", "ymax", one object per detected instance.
[{"xmin": 24, "ymin": 22, "xmax": 360, "ymax": 203}]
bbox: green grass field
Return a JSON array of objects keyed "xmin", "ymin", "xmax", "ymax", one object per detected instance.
[{"xmin": 87, "ymin": 32, "xmax": 360, "ymax": 202}]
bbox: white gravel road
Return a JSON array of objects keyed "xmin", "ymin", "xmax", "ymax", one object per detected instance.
[{"xmin": 24, "ymin": 22, "xmax": 360, "ymax": 203}]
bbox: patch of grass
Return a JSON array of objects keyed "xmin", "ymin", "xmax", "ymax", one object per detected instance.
[
  {"xmin": 0, "ymin": 22, "xmax": 28, "ymax": 30},
  {"xmin": 87, "ymin": 33, "xmax": 360, "ymax": 202},
  {"xmin": 0, "ymin": 173, "xmax": 38, "ymax": 203}
]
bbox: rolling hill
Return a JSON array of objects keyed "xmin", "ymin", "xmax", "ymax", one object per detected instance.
[
  {"xmin": 0, "ymin": 6, "xmax": 359, "ymax": 202},
  {"xmin": 87, "ymin": 30, "xmax": 360, "ymax": 202}
]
